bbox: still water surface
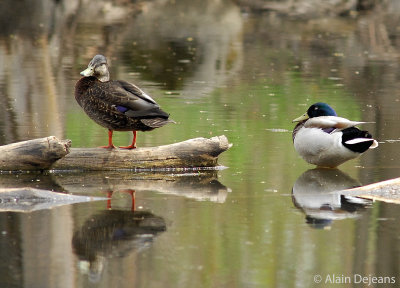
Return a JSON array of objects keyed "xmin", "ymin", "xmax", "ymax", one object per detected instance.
[{"xmin": 1, "ymin": 1, "xmax": 400, "ymax": 287}]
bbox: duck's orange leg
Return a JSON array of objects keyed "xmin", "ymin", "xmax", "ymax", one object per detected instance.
[
  {"xmin": 106, "ymin": 191, "xmax": 113, "ymax": 210},
  {"xmin": 119, "ymin": 131, "xmax": 137, "ymax": 149},
  {"xmin": 100, "ymin": 129, "xmax": 116, "ymax": 149}
]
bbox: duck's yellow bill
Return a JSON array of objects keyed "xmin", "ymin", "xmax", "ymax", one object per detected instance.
[{"xmin": 292, "ymin": 113, "xmax": 309, "ymax": 122}]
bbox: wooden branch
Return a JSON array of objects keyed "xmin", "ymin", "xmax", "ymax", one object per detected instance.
[
  {"xmin": 52, "ymin": 135, "xmax": 232, "ymax": 171},
  {"xmin": 0, "ymin": 136, "xmax": 70, "ymax": 171}
]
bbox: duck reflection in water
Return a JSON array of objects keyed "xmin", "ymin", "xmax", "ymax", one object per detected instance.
[
  {"xmin": 292, "ymin": 168, "xmax": 372, "ymax": 229},
  {"xmin": 72, "ymin": 206, "xmax": 166, "ymax": 282}
]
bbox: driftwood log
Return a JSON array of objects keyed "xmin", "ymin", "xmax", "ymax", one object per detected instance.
[
  {"xmin": 0, "ymin": 136, "xmax": 70, "ymax": 171},
  {"xmin": 52, "ymin": 135, "xmax": 232, "ymax": 171},
  {"xmin": 0, "ymin": 135, "xmax": 231, "ymax": 171}
]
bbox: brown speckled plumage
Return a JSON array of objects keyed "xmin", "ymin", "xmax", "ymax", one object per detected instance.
[{"xmin": 75, "ymin": 55, "xmax": 174, "ymax": 149}]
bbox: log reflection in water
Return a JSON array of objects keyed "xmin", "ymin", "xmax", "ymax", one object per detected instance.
[{"xmin": 53, "ymin": 171, "xmax": 231, "ymax": 203}]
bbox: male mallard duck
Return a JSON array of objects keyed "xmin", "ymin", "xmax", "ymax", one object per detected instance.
[
  {"xmin": 75, "ymin": 55, "xmax": 174, "ymax": 149},
  {"xmin": 292, "ymin": 102, "xmax": 378, "ymax": 168}
]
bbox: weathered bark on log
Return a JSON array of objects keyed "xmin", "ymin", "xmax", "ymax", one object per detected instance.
[
  {"xmin": 0, "ymin": 135, "xmax": 231, "ymax": 172},
  {"xmin": 236, "ymin": 0, "xmax": 379, "ymax": 18},
  {"xmin": 0, "ymin": 136, "xmax": 70, "ymax": 171},
  {"xmin": 52, "ymin": 135, "xmax": 232, "ymax": 171}
]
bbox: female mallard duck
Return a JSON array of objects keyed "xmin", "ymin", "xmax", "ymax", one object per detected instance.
[
  {"xmin": 292, "ymin": 102, "xmax": 378, "ymax": 168},
  {"xmin": 75, "ymin": 55, "xmax": 174, "ymax": 149}
]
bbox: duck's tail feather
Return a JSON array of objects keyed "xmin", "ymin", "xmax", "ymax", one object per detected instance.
[
  {"xmin": 141, "ymin": 118, "xmax": 176, "ymax": 128},
  {"xmin": 342, "ymin": 127, "xmax": 378, "ymax": 153},
  {"xmin": 124, "ymin": 107, "xmax": 170, "ymax": 119},
  {"xmin": 344, "ymin": 138, "xmax": 379, "ymax": 150}
]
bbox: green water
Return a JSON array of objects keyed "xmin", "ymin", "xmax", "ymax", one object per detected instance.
[{"xmin": 0, "ymin": 1, "xmax": 400, "ymax": 287}]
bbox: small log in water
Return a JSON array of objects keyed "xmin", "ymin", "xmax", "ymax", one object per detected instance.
[
  {"xmin": 0, "ymin": 136, "xmax": 70, "ymax": 171},
  {"xmin": 342, "ymin": 178, "xmax": 400, "ymax": 204},
  {"xmin": 52, "ymin": 135, "xmax": 232, "ymax": 171},
  {"xmin": 0, "ymin": 187, "xmax": 106, "ymax": 212}
]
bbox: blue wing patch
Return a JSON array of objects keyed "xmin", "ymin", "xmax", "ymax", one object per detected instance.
[{"xmin": 116, "ymin": 105, "xmax": 129, "ymax": 113}]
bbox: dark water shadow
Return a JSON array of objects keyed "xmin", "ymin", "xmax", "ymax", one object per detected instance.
[
  {"xmin": 0, "ymin": 172, "xmax": 65, "ymax": 192},
  {"xmin": 292, "ymin": 168, "xmax": 372, "ymax": 229},
  {"xmin": 72, "ymin": 209, "xmax": 166, "ymax": 283}
]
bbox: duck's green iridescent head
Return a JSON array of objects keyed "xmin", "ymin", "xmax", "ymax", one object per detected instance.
[
  {"xmin": 293, "ymin": 102, "xmax": 337, "ymax": 122},
  {"xmin": 307, "ymin": 103, "xmax": 337, "ymax": 117}
]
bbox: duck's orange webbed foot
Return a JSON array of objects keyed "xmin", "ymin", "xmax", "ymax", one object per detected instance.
[
  {"xmin": 119, "ymin": 131, "xmax": 137, "ymax": 149},
  {"xmin": 100, "ymin": 129, "xmax": 116, "ymax": 149}
]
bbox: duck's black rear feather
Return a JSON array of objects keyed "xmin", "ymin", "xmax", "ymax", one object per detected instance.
[{"xmin": 341, "ymin": 127, "xmax": 374, "ymax": 153}]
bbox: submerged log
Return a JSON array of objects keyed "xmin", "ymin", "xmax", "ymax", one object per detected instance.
[
  {"xmin": 0, "ymin": 136, "xmax": 70, "ymax": 171},
  {"xmin": 0, "ymin": 187, "xmax": 106, "ymax": 212},
  {"xmin": 52, "ymin": 135, "xmax": 232, "ymax": 171},
  {"xmin": 342, "ymin": 177, "xmax": 400, "ymax": 204}
]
